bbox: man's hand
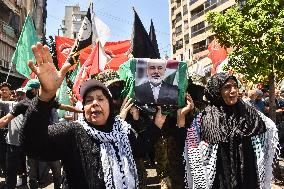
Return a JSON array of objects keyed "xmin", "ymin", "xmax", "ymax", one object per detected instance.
[
  {"xmin": 28, "ymin": 43, "xmax": 71, "ymax": 101},
  {"xmin": 119, "ymin": 97, "xmax": 133, "ymax": 120},
  {"xmin": 177, "ymin": 94, "xmax": 194, "ymax": 128},
  {"xmin": 154, "ymin": 106, "xmax": 167, "ymax": 129}
]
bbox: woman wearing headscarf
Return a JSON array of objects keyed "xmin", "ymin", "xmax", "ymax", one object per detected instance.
[
  {"xmin": 20, "ymin": 43, "xmax": 162, "ymax": 189},
  {"xmin": 179, "ymin": 72, "xmax": 278, "ymax": 189}
]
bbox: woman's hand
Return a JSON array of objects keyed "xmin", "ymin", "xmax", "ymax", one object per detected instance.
[
  {"xmin": 129, "ymin": 106, "xmax": 140, "ymax": 121},
  {"xmin": 177, "ymin": 94, "xmax": 194, "ymax": 128},
  {"xmin": 119, "ymin": 97, "xmax": 133, "ymax": 120},
  {"xmin": 28, "ymin": 43, "xmax": 71, "ymax": 101},
  {"xmin": 154, "ymin": 106, "xmax": 167, "ymax": 129}
]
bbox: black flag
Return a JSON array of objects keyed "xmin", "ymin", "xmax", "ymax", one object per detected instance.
[
  {"xmin": 149, "ymin": 19, "xmax": 160, "ymax": 59},
  {"xmin": 67, "ymin": 3, "xmax": 93, "ymax": 66},
  {"xmin": 130, "ymin": 8, "xmax": 159, "ymax": 59}
]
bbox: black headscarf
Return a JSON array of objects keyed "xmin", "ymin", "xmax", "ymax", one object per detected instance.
[
  {"xmin": 201, "ymin": 72, "xmax": 266, "ymax": 143},
  {"xmin": 82, "ymin": 86, "xmax": 115, "ymax": 133}
]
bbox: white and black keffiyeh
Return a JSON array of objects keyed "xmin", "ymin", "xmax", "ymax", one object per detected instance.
[
  {"xmin": 79, "ymin": 116, "xmax": 138, "ymax": 189},
  {"xmin": 184, "ymin": 112, "xmax": 278, "ymax": 189}
]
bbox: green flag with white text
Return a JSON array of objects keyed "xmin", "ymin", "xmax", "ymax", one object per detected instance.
[{"xmin": 11, "ymin": 15, "xmax": 39, "ymax": 78}]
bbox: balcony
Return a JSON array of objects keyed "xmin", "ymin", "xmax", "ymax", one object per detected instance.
[
  {"xmin": 177, "ymin": 2, "xmax": 181, "ymax": 7},
  {"xmin": 189, "ymin": 0, "xmax": 198, "ymax": 5},
  {"xmin": 0, "ymin": 21, "xmax": 16, "ymax": 38},
  {"xmin": 190, "ymin": 0, "xmax": 230, "ymax": 21},
  {"xmin": 205, "ymin": 0, "xmax": 230, "ymax": 13},
  {"xmin": 191, "ymin": 11, "xmax": 205, "ymax": 21},
  {"xmin": 193, "ymin": 45, "xmax": 207, "ymax": 54},
  {"xmin": 191, "ymin": 27, "xmax": 206, "ymax": 38}
]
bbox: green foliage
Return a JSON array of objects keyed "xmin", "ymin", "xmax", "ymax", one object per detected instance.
[{"xmin": 206, "ymin": 0, "xmax": 284, "ymax": 83}]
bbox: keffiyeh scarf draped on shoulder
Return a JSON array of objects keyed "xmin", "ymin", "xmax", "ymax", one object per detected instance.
[
  {"xmin": 183, "ymin": 73, "xmax": 278, "ymax": 189},
  {"xmin": 79, "ymin": 116, "xmax": 138, "ymax": 189}
]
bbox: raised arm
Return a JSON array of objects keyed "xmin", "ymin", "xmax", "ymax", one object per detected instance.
[
  {"xmin": 28, "ymin": 42, "xmax": 71, "ymax": 102},
  {"xmin": 21, "ymin": 42, "xmax": 73, "ymax": 161},
  {"xmin": 59, "ymin": 104, "xmax": 83, "ymax": 113}
]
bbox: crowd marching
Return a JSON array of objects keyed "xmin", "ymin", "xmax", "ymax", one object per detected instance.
[{"xmin": 0, "ymin": 42, "xmax": 282, "ymax": 189}]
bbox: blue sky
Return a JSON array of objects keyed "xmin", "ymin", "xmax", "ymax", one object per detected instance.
[{"xmin": 46, "ymin": 0, "xmax": 171, "ymax": 57}]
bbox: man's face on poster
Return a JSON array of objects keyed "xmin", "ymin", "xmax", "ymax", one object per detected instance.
[{"xmin": 147, "ymin": 61, "xmax": 166, "ymax": 85}]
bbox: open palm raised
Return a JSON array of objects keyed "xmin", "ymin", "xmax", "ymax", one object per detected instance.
[{"xmin": 28, "ymin": 42, "xmax": 71, "ymax": 101}]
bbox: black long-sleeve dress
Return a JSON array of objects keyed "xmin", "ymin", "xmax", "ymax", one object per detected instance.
[{"xmin": 20, "ymin": 97, "xmax": 160, "ymax": 189}]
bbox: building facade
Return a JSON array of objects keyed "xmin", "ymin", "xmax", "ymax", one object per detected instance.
[
  {"xmin": 0, "ymin": 0, "xmax": 47, "ymax": 88},
  {"xmin": 169, "ymin": 0, "xmax": 235, "ymax": 62},
  {"xmin": 61, "ymin": 5, "xmax": 87, "ymax": 38}
]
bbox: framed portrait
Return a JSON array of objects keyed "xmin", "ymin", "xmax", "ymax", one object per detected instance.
[{"xmin": 134, "ymin": 59, "xmax": 179, "ymax": 106}]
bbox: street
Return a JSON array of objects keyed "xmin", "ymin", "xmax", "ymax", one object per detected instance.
[{"xmin": 0, "ymin": 160, "xmax": 283, "ymax": 188}]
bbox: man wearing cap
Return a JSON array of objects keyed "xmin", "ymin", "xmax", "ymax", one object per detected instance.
[
  {"xmin": 15, "ymin": 88, "xmax": 26, "ymax": 102},
  {"xmin": 135, "ymin": 60, "xmax": 178, "ymax": 106}
]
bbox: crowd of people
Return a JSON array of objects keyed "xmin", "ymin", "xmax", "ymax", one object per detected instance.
[{"xmin": 0, "ymin": 42, "xmax": 281, "ymax": 189}]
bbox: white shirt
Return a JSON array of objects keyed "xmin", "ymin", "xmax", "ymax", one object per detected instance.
[{"xmin": 150, "ymin": 83, "xmax": 162, "ymax": 103}]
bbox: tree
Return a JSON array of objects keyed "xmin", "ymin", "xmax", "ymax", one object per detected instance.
[{"xmin": 207, "ymin": 0, "xmax": 284, "ymax": 122}]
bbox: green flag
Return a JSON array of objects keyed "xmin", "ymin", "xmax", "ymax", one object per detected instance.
[
  {"xmin": 57, "ymin": 63, "xmax": 81, "ymax": 118},
  {"xmin": 57, "ymin": 78, "xmax": 71, "ymax": 118},
  {"xmin": 11, "ymin": 15, "xmax": 39, "ymax": 78},
  {"xmin": 70, "ymin": 62, "xmax": 81, "ymax": 82}
]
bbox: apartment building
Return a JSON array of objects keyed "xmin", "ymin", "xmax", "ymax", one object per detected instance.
[
  {"xmin": 0, "ymin": 0, "xmax": 46, "ymax": 88},
  {"xmin": 61, "ymin": 5, "xmax": 87, "ymax": 38},
  {"xmin": 169, "ymin": 0, "xmax": 235, "ymax": 64}
]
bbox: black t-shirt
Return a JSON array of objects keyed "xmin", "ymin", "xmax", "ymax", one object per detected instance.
[
  {"xmin": 10, "ymin": 98, "xmax": 61, "ymax": 117},
  {"xmin": 10, "ymin": 99, "xmax": 31, "ymax": 117}
]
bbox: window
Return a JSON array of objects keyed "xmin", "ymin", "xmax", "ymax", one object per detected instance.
[
  {"xmin": 176, "ymin": 12, "xmax": 182, "ymax": 23},
  {"xmin": 189, "ymin": 0, "xmax": 198, "ymax": 5},
  {"xmin": 184, "ymin": 19, "xmax": 189, "ymax": 30},
  {"xmin": 205, "ymin": 0, "xmax": 218, "ymax": 9},
  {"xmin": 175, "ymin": 39, "xmax": 183, "ymax": 51},
  {"xmin": 183, "ymin": 5, "xmax": 188, "ymax": 15},
  {"xmin": 171, "ymin": 7, "xmax": 175, "ymax": 16},
  {"xmin": 172, "ymin": 19, "xmax": 176, "ymax": 28},
  {"xmin": 190, "ymin": 5, "xmax": 204, "ymax": 21},
  {"xmin": 191, "ymin": 21, "xmax": 205, "ymax": 33},
  {"xmin": 193, "ymin": 40, "xmax": 207, "ymax": 54},
  {"xmin": 176, "ymin": 25, "xmax": 182, "ymax": 36},
  {"xmin": 184, "ymin": 34, "xmax": 189, "ymax": 44},
  {"xmin": 180, "ymin": 54, "xmax": 183, "ymax": 61}
]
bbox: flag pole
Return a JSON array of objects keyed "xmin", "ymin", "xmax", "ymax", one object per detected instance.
[{"xmin": 5, "ymin": 62, "xmax": 13, "ymax": 82}]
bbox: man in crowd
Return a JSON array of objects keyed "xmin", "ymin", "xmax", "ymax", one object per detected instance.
[
  {"xmin": 0, "ymin": 82, "xmax": 13, "ymax": 179},
  {"xmin": 254, "ymin": 89, "xmax": 265, "ymax": 113}
]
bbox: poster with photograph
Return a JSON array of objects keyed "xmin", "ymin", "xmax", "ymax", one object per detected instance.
[{"xmin": 134, "ymin": 59, "xmax": 179, "ymax": 106}]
